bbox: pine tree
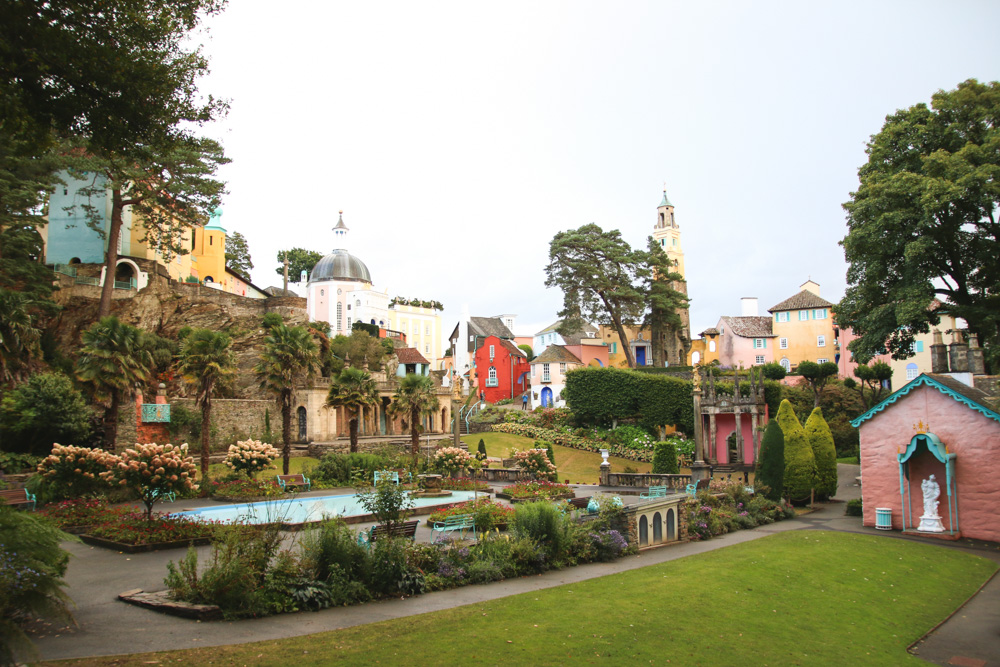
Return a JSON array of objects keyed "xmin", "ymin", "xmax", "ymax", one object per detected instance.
[
  {"xmin": 776, "ymin": 399, "xmax": 816, "ymax": 503},
  {"xmin": 756, "ymin": 419, "xmax": 784, "ymax": 501},
  {"xmin": 804, "ymin": 407, "xmax": 838, "ymax": 499}
]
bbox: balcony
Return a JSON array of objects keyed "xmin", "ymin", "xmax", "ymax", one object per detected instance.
[
  {"xmin": 485, "ymin": 378, "xmax": 499, "ymax": 387},
  {"xmin": 141, "ymin": 404, "xmax": 171, "ymax": 423},
  {"xmin": 541, "ymin": 373, "xmax": 551, "ymax": 383}
]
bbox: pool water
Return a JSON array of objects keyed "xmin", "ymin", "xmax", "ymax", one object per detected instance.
[{"xmin": 172, "ymin": 491, "xmax": 479, "ymax": 526}]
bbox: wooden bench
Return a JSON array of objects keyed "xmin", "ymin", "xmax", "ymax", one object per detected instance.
[
  {"xmin": 371, "ymin": 520, "xmax": 419, "ymax": 543},
  {"xmin": 276, "ymin": 474, "xmax": 311, "ymax": 491},
  {"xmin": 640, "ymin": 485, "xmax": 668, "ymax": 499},
  {"xmin": 431, "ymin": 514, "xmax": 476, "ymax": 541},
  {"xmin": 0, "ymin": 488, "xmax": 36, "ymax": 511},
  {"xmin": 567, "ymin": 497, "xmax": 590, "ymax": 509}
]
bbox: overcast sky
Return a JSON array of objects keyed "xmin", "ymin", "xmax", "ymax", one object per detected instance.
[{"xmin": 195, "ymin": 1, "xmax": 1000, "ymax": 344}]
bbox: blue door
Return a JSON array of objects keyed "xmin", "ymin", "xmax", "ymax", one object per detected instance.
[
  {"xmin": 541, "ymin": 387, "xmax": 553, "ymax": 407},
  {"xmin": 636, "ymin": 347, "xmax": 646, "ymax": 366}
]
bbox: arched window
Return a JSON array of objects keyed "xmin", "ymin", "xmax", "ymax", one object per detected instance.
[
  {"xmin": 691, "ymin": 351, "xmax": 701, "ymax": 365},
  {"xmin": 780, "ymin": 357, "xmax": 791, "ymax": 372},
  {"xmin": 708, "ymin": 340, "xmax": 716, "ymax": 353},
  {"xmin": 906, "ymin": 363, "xmax": 919, "ymax": 381},
  {"xmin": 487, "ymin": 366, "xmax": 498, "ymax": 387},
  {"xmin": 336, "ymin": 302, "xmax": 343, "ymax": 331}
]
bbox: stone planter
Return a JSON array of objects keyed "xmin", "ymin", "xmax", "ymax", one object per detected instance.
[{"xmin": 80, "ymin": 534, "xmax": 213, "ymax": 554}]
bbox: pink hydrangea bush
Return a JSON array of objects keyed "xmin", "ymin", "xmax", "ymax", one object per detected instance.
[
  {"xmin": 512, "ymin": 448, "xmax": 557, "ymax": 480},
  {"xmin": 224, "ymin": 439, "xmax": 279, "ymax": 477},
  {"xmin": 36, "ymin": 444, "xmax": 120, "ymax": 499},
  {"xmin": 102, "ymin": 443, "xmax": 198, "ymax": 519},
  {"xmin": 434, "ymin": 447, "xmax": 473, "ymax": 473}
]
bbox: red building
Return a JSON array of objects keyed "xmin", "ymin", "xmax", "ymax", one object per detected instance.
[{"xmin": 474, "ymin": 335, "xmax": 530, "ymax": 403}]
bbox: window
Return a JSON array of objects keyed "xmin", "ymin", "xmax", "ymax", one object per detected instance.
[
  {"xmin": 356, "ymin": 300, "xmax": 361, "ymax": 307},
  {"xmin": 336, "ymin": 303, "xmax": 342, "ymax": 331},
  {"xmin": 719, "ymin": 326, "xmax": 724, "ymax": 335},
  {"xmin": 672, "ymin": 238, "xmax": 677, "ymax": 247},
  {"xmin": 320, "ymin": 289, "xmax": 324, "ymax": 296},
  {"xmin": 753, "ymin": 338, "xmax": 766, "ymax": 349},
  {"xmin": 817, "ymin": 335, "xmax": 826, "ymax": 347},
  {"xmin": 347, "ymin": 317, "xmax": 351, "ymax": 328},
  {"xmin": 425, "ymin": 325, "xmax": 430, "ymax": 335},
  {"xmin": 906, "ymin": 362, "xmax": 919, "ymax": 380},
  {"xmin": 209, "ymin": 236, "xmax": 213, "ymax": 246},
  {"xmin": 487, "ymin": 367, "xmax": 498, "ymax": 387},
  {"xmin": 776, "ymin": 312, "xmax": 789, "ymax": 323},
  {"xmin": 817, "ymin": 358, "xmax": 828, "ymax": 364},
  {"xmin": 542, "ymin": 363, "xmax": 551, "ymax": 383},
  {"xmin": 779, "ymin": 338, "xmax": 788, "ymax": 349},
  {"xmin": 812, "ymin": 309, "xmax": 827, "ymax": 320},
  {"xmin": 402, "ymin": 323, "xmax": 407, "ymax": 333},
  {"xmin": 755, "ymin": 355, "xmax": 765, "ymax": 365},
  {"xmin": 559, "ymin": 363, "xmax": 566, "ymax": 373},
  {"xmin": 799, "ymin": 310, "xmax": 809, "ymax": 321},
  {"xmin": 611, "ymin": 342, "xmax": 618, "ymax": 354},
  {"xmin": 780, "ymin": 358, "xmax": 791, "ymax": 372},
  {"xmin": 708, "ymin": 340, "xmax": 716, "ymax": 352},
  {"xmin": 489, "ymin": 344, "xmax": 495, "ymax": 360},
  {"xmin": 660, "ymin": 239, "xmax": 665, "ymax": 246},
  {"xmin": 425, "ymin": 343, "xmax": 430, "ymax": 354},
  {"xmin": 912, "ymin": 341, "xmax": 925, "ymax": 353}
]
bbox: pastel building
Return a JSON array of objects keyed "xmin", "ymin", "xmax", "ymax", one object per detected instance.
[
  {"xmin": 714, "ymin": 298, "xmax": 775, "ymax": 368},
  {"xmin": 767, "ymin": 280, "xmax": 837, "ymax": 374},
  {"xmin": 689, "ymin": 327, "xmax": 720, "ymax": 366},
  {"xmin": 531, "ymin": 345, "xmax": 583, "ymax": 408},
  {"xmin": 387, "ymin": 302, "xmax": 443, "ymax": 363},
  {"xmin": 472, "ymin": 335, "xmax": 530, "ymax": 403}
]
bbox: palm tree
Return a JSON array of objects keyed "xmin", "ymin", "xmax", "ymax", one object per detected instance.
[
  {"xmin": 254, "ymin": 325, "xmax": 319, "ymax": 474},
  {"xmin": 326, "ymin": 366, "xmax": 379, "ymax": 453},
  {"xmin": 0, "ymin": 289, "xmax": 42, "ymax": 391},
  {"xmin": 179, "ymin": 329, "xmax": 235, "ymax": 477},
  {"xmin": 76, "ymin": 316, "xmax": 152, "ymax": 450},
  {"xmin": 389, "ymin": 373, "xmax": 439, "ymax": 465}
]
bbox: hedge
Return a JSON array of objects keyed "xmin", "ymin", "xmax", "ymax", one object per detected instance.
[
  {"xmin": 805, "ymin": 407, "xmax": 838, "ymax": 499},
  {"xmin": 564, "ymin": 367, "xmax": 694, "ymax": 435},
  {"xmin": 777, "ymin": 399, "xmax": 816, "ymax": 503}
]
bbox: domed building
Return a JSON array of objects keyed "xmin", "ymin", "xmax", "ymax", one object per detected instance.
[{"xmin": 306, "ymin": 212, "xmax": 390, "ymax": 335}]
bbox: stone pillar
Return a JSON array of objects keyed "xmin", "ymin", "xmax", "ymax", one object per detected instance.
[
  {"xmin": 600, "ymin": 461, "xmax": 611, "ymax": 486},
  {"xmin": 690, "ymin": 370, "xmax": 711, "ymax": 484},
  {"xmin": 708, "ymin": 413, "xmax": 717, "ymax": 464},
  {"xmin": 949, "ymin": 330, "xmax": 969, "ymax": 372},
  {"xmin": 967, "ymin": 333, "xmax": 986, "ymax": 375},
  {"xmin": 930, "ymin": 329, "xmax": 949, "ymax": 373},
  {"xmin": 750, "ymin": 412, "xmax": 759, "ymax": 465},
  {"xmin": 733, "ymin": 408, "xmax": 743, "ymax": 465}
]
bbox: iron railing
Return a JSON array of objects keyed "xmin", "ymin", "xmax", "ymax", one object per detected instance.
[{"xmin": 141, "ymin": 404, "xmax": 171, "ymax": 423}]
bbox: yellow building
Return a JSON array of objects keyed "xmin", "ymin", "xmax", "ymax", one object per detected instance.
[
  {"xmin": 767, "ymin": 280, "xmax": 837, "ymax": 373},
  {"xmin": 387, "ymin": 301, "xmax": 444, "ymax": 365},
  {"xmin": 689, "ymin": 327, "xmax": 721, "ymax": 366}
]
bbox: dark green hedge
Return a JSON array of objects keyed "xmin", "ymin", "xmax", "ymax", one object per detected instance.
[{"xmin": 564, "ymin": 367, "xmax": 694, "ymax": 434}]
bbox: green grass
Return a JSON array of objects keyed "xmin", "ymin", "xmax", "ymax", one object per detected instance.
[
  {"xmin": 463, "ymin": 432, "xmax": 652, "ymax": 483},
  {"xmin": 837, "ymin": 456, "xmax": 860, "ymax": 464},
  {"xmin": 197, "ymin": 456, "xmax": 321, "ymax": 482},
  {"xmin": 49, "ymin": 531, "xmax": 996, "ymax": 666}
]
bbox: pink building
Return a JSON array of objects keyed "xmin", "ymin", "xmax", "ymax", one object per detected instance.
[
  {"xmin": 531, "ymin": 345, "xmax": 582, "ymax": 408},
  {"xmin": 852, "ymin": 373, "xmax": 1000, "ymax": 543},
  {"xmin": 716, "ymin": 314, "xmax": 775, "ymax": 368}
]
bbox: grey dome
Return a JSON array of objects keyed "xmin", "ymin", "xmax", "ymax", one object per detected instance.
[{"xmin": 309, "ymin": 249, "xmax": 372, "ymax": 284}]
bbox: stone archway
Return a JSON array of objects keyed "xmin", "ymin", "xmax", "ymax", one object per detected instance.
[
  {"xmin": 297, "ymin": 406, "xmax": 307, "ymax": 442},
  {"xmin": 639, "ymin": 515, "xmax": 648, "ymax": 546},
  {"xmin": 652, "ymin": 512, "xmax": 663, "ymax": 544},
  {"xmin": 667, "ymin": 508, "xmax": 676, "ymax": 541}
]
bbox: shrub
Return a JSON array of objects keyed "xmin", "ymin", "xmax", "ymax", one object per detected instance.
[
  {"xmin": 37, "ymin": 498, "xmax": 130, "ymax": 529},
  {"xmin": 477, "ymin": 439, "xmax": 487, "ymax": 460},
  {"xmin": 224, "ymin": 439, "xmax": 279, "ymax": 477},
  {"xmin": 0, "ymin": 452, "xmax": 40, "ymax": 474},
  {"xmin": 428, "ymin": 498, "xmax": 514, "ymax": 532},
  {"xmin": 355, "ymin": 479, "xmax": 415, "ymax": 531},
  {"xmin": 512, "ymin": 501, "xmax": 567, "ymax": 561},
  {"xmin": 503, "ymin": 480, "xmax": 573, "ymax": 500},
  {"xmin": 433, "ymin": 447, "xmax": 472, "ymax": 473},
  {"xmin": 312, "ymin": 452, "xmax": 399, "ymax": 486},
  {"xmin": 0, "ymin": 372, "xmax": 93, "ymax": 456},
  {"xmin": 299, "ymin": 519, "xmax": 370, "ymax": 587},
  {"xmin": 804, "ymin": 407, "xmax": 838, "ymax": 499},
  {"xmin": 34, "ymin": 444, "xmax": 119, "ymax": 501},
  {"xmin": 367, "ymin": 537, "xmax": 425, "ymax": 597},
  {"xmin": 590, "ymin": 529, "xmax": 629, "ymax": 562},
  {"xmin": 102, "ymin": 443, "xmax": 198, "ymax": 519},
  {"xmin": 0, "ymin": 505, "xmax": 75, "ymax": 665},
  {"xmin": 512, "ymin": 448, "xmax": 557, "ymax": 480},
  {"xmin": 776, "ymin": 399, "xmax": 816, "ymax": 503},
  {"xmin": 845, "ymin": 498, "xmax": 863, "ymax": 517},
  {"xmin": 760, "ymin": 362, "xmax": 787, "ymax": 380},
  {"xmin": 261, "ymin": 312, "xmax": 284, "ymax": 330},
  {"xmin": 652, "ymin": 441, "xmax": 679, "ymax": 474},
  {"xmin": 756, "ymin": 420, "xmax": 785, "ymax": 501}
]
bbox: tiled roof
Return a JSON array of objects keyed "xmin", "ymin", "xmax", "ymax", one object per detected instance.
[
  {"xmin": 396, "ymin": 347, "xmax": 429, "ymax": 364},
  {"xmin": 533, "ymin": 345, "xmax": 582, "ymax": 365},
  {"xmin": 721, "ymin": 316, "xmax": 775, "ymax": 338},
  {"xmin": 470, "ymin": 317, "xmax": 514, "ymax": 339},
  {"xmin": 851, "ymin": 373, "xmax": 1000, "ymax": 428},
  {"xmin": 534, "ymin": 319, "xmax": 598, "ymax": 344},
  {"xmin": 768, "ymin": 289, "xmax": 835, "ymax": 313},
  {"xmin": 699, "ymin": 327, "xmax": 720, "ymax": 337}
]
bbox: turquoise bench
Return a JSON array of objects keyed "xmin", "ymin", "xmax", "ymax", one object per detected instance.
[
  {"xmin": 640, "ymin": 485, "xmax": 668, "ymax": 499},
  {"xmin": 431, "ymin": 514, "xmax": 476, "ymax": 541},
  {"xmin": 0, "ymin": 488, "xmax": 36, "ymax": 511},
  {"xmin": 277, "ymin": 474, "xmax": 311, "ymax": 491},
  {"xmin": 374, "ymin": 470, "xmax": 400, "ymax": 485},
  {"xmin": 151, "ymin": 489, "xmax": 176, "ymax": 503}
]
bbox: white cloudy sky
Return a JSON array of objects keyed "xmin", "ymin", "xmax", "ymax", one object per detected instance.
[{"xmin": 195, "ymin": 1, "xmax": 1000, "ymax": 342}]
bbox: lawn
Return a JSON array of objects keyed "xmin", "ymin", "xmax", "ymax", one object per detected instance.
[
  {"xmin": 197, "ymin": 456, "xmax": 321, "ymax": 482},
  {"xmin": 48, "ymin": 531, "xmax": 996, "ymax": 666},
  {"xmin": 462, "ymin": 432, "xmax": 652, "ymax": 483}
]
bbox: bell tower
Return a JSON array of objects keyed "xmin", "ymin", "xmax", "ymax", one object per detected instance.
[
  {"xmin": 650, "ymin": 187, "xmax": 691, "ymax": 366},
  {"xmin": 652, "ymin": 187, "xmax": 685, "ymax": 278}
]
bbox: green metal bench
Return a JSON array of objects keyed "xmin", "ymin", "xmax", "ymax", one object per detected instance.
[
  {"xmin": 640, "ymin": 485, "xmax": 668, "ymax": 499},
  {"xmin": 431, "ymin": 514, "xmax": 476, "ymax": 541},
  {"xmin": 0, "ymin": 487, "xmax": 36, "ymax": 511},
  {"xmin": 374, "ymin": 470, "xmax": 400, "ymax": 485},
  {"xmin": 277, "ymin": 474, "xmax": 311, "ymax": 491}
]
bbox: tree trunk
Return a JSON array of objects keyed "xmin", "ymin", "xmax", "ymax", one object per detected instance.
[
  {"xmin": 104, "ymin": 390, "xmax": 121, "ymax": 451},
  {"xmin": 281, "ymin": 392, "xmax": 292, "ymax": 475},
  {"xmin": 349, "ymin": 416, "xmax": 359, "ymax": 453},
  {"xmin": 200, "ymin": 395, "xmax": 212, "ymax": 477},
  {"xmin": 410, "ymin": 406, "xmax": 420, "ymax": 465},
  {"xmin": 612, "ymin": 318, "xmax": 637, "ymax": 368},
  {"xmin": 98, "ymin": 187, "xmax": 124, "ymax": 318}
]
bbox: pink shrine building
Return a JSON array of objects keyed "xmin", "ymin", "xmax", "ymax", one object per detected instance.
[
  {"xmin": 696, "ymin": 368, "xmax": 768, "ymax": 476},
  {"xmin": 851, "ymin": 373, "xmax": 1000, "ymax": 543}
]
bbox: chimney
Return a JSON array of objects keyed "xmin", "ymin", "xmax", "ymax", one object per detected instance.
[
  {"xmin": 967, "ymin": 333, "xmax": 986, "ymax": 375},
  {"xmin": 930, "ymin": 329, "xmax": 949, "ymax": 373},
  {"xmin": 948, "ymin": 330, "xmax": 969, "ymax": 373},
  {"xmin": 741, "ymin": 297, "xmax": 758, "ymax": 317}
]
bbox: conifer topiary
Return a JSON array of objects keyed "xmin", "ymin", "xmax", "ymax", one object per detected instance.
[
  {"xmin": 546, "ymin": 442, "xmax": 556, "ymax": 466},
  {"xmin": 652, "ymin": 441, "xmax": 679, "ymax": 474},
  {"xmin": 776, "ymin": 399, "xmax": 816, "ymax": 503},
  {"xmin": 804, "ymin": 407, "xmax": 838, "ymax": 499},
  {"xmin": 756, "ymin": 419, "xmax": 784, "ymax": 501}
]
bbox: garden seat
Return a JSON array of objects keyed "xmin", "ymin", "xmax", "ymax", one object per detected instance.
[
  {"xmin": 150, "ymin": 489, "xmax": 176, "ymax": 503},
  {"xmin": 367, "ymin": 520, "xmax": 419, "ymax": 546},
  {"xmin": 640, "ymin": 485, "xmax": 668, "ymax": 500},
  {"xmin": 374, "ymin": 470, "xmax": 400, "ymax": 485},
  {"xmin": 431, "ymin": 514, "xmax": 476, "ymax": 541},
  {"xmin": 685, "ymin": 483, "xmax": 697, "ymax": 497},
  {"xmin": 0, "ymin": 487, "xmax": 36, "ymax": 511},
  {"xmin": 276, "ymin": 474, "xmax": 311, "ymax": 491}
]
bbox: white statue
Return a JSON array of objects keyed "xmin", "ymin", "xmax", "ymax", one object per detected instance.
[{"xmin": 918, "ymin": 474, "xmax": 945, "ymax": 533}]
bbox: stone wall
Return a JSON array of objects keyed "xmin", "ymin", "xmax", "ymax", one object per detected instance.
[{"xmin": 171, "ymin": 398, "xmax": 277, "ymax": 452}]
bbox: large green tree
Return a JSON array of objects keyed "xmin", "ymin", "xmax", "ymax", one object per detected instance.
[
  {"xmin": 0, "ymin": 372, "xmax": 93, "ymax": 455},
  {"xmin": 797, "ymin": 361, "xmax": 839, "ymax": 408},
  {"xmin": 179, "ymin": 329, "xmax": 235, "ymax": 476},
  {"xmin": 389, "ymin": 373, "xmax": 439, "ymax": 465},
  {"xmin": 254, "ymin": 325, "xmax": 319, "ymax": 474},
  {"xmin": 545, "ymin": 224, "xmax": 648, "ymax": 368},
  {"xmin": 0, "ymin": 289, "xmax": 42, "ymax": 388},
  {"xmin": 225, "ymin": 230, "xmax": 253, "ymax": 278},
  {"xmin": 844, "ymin": 361, "xmax": 893, "ymax": 410},
  {"xmin": 642, "ymin": 237, "xmax": 690, "ymax": 367},
  {"xmin": 276, "ymin": 247, "xmax": 323, "ymax": 281},
  {"xmin": 804, "ymin": 407, "xmax": 838, "ymax": 499},
  {"xmin": 326, "ymin": 366, "xmax": 379, "ymax": 454},
  {"xmin": 330, "ymin": 330, "xmax": 390, "ymax": 374},
  {"xmin": 755, "ymin": 419, "xmax": 785, "ymax": 501},
  {"xmin": 838, "ymin": 79, "xmax": 1000, "ymax": 365},
  {"xmin": 75, "ymin": 316, "xmax": 153, "ymax": 450},
  {"xmin": 776, "ymin": 399, "xmax": 816, "ymax": 503}
]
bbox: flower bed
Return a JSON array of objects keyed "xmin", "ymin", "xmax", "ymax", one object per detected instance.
[
  {"xmin": 38, "ymin": 498, "xmax": 132, "ymax": 532},
  {"xmin": 495, "ymin": 480, "xmax": 575, "ymax": 502},
  {"xmin": 685, "ymin": 482, "xmax": 795, "ymax": 541},
  {"xmin": 434, "ymin": 447, "xmax": 473, "ymax": 473},
  {"xmin": 426, "ymin": 498, "xmax": 514, "ymax": 532},
  {"xmin": 209, "ymin": 478, "xmax": 285, "ymax": 501},
  {"xmin": 492, "ymin": 423, "xmax": 655, "ymax": 462},
  {"xmin": 437, "ymin": 477, "xmax": 491, "ymax": 493},
  {"xmin": 81, "ymin": 512, "xmax": 218, "ymax": 551}
]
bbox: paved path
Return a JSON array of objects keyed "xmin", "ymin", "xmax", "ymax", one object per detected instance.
[{"xmin": 28, "ymin": 466, "xmax": 1000, "ymax": 664}]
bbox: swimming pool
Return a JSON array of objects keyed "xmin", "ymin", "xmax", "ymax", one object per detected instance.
[{"xmin": 171, "ymin": 491, "xmax": 480, "ymax": 527}]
